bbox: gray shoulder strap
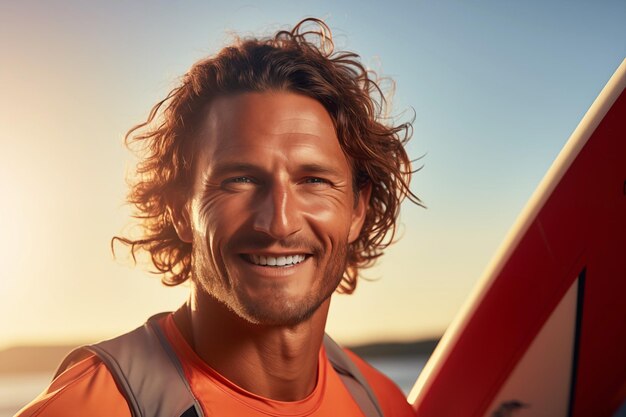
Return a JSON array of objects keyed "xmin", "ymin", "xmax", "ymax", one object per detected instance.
[
  {"xmin": 54, "ymin": 313, "xmax": 203, "ymax": 417},
  {"xmin": 323, "ymin": 334, "xmax": 385, "ymax": 417},
  {"xmin": 54, "ymin": 315, "xmax": 382, "ymax": 417}
]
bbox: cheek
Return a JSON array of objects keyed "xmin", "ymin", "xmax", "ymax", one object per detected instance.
[
  {"xmin": 194, "ymin": 192, "xmax": 251, "ymax": 228},
  {"xmin": 300, "ymin": 196, "xmax": 353, "ymax": 241},
  {"xmin": 190, "ymin": 195, "xmax": 251, "ymax": 281},
  {"xmin": 191, "ymin": 195, "xmax": 247, "ymax": 256}
]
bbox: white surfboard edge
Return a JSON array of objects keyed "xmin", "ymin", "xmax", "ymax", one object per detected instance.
[{"xmin": 408, "ymin": 58, "xmax": 626, "ymax": 405}]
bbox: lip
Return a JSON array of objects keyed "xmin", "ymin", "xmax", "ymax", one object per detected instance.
[
  {"xmin": 236, "ymin": 254, "xmax": 311, "ymax": 277},
  {"xmin": 239, "ymin": 250, "xmax": 313, "ymax": 256}
]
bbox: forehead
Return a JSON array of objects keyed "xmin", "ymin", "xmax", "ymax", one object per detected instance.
[{"xmin": 194, "ymin": 92, "xmax": 350, "ymax": 173}]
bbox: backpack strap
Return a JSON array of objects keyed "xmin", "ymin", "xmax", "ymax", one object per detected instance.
[
  {"xmin": 54, "ymin": 313, "xmax": 203, "ymax": 417},
  {"xmin": 54, "ymin": 314, "xmax": 383, "ymax": 417},
  {"xmin": 323, "ymin": 334, "xmax": 384, "ymax": 417}
]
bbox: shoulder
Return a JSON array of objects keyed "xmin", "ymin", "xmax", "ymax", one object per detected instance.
[
  {"xmin": 15, "ymin": 353, "xmax": 131, "ymax": 417},
  {"xmin": 344, "ymin": 349, "xmax": 416, "ymax": 417}
]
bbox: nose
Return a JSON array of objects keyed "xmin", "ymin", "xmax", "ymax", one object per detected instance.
[{"xmin": 252, "ymin": 182, "xmax": 302, "ymax": 239}]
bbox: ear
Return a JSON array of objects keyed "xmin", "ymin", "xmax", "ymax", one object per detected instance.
[
  {"xmin": 348, "ymin": 182, "xmax": 372, "ymax": 244},
  {"xmin": 168, "ymin": 201, "xmax": 193, "ymax": 244}
]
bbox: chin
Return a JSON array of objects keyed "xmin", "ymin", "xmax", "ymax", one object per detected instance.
[{"xmin": 235, "ymin": 293, "xmax": 326, "ymax": 327}]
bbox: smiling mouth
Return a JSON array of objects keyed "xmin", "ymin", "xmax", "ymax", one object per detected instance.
[{"xmin": 242, "ymin": 254, "xmax": 308, "ymax": 267}]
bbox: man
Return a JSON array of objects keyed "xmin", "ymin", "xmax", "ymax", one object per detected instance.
[{"xmin": 16, "ymin": 18, "xmax": 421, "ymax": 417}]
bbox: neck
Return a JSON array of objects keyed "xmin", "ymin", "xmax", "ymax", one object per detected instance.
[{"xmin": 173, "ymin": 285, "xmax": 331, "ymax": 401}]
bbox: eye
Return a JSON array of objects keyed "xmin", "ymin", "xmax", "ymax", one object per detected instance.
[
  {"xmin": 303, "ymin": 177, "xmax": 331, "ymax": 186},
  {"xmin": 221, "ymin": 176, "xmax": 256, "ymax": 189},
  {"xmin": 229, "ymin": 177, "xmax": 253, "ymax": 183}
]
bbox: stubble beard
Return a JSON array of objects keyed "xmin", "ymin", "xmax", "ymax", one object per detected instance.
[{"xmin": 191, "ymin": 240, "xmax": 348, "ymax": 327}]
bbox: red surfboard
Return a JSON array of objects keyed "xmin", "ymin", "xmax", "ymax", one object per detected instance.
[{"xmin": 409, "ymin": 59, "xmax": 626, "ymax": 417}]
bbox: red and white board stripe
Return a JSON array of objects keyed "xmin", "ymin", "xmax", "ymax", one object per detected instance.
[{"xmin": 409, "ymin": 59, "xmax": 626, "ymax": 417}]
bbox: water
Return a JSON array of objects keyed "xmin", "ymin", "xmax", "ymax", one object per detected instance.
[
  {"xmin": 367, "ymin": 355, "xmax": 427, "ymax": 394},
  {"xmin": 0, "ymin": 373, "xmax": 54, "ymax": 417},
  {"xmin": 0, "ymin": 356, "xmax": 426, "ymax": 416}
]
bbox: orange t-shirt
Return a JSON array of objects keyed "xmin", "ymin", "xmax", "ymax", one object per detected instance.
[{"xmin": 15, "ymin": 315, "xmax": 415, "ymax": 417}]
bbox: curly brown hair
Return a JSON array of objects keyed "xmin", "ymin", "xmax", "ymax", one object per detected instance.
[{"xmin": 113, "ymin": 18, "xmax": 423, "ymax": 294}]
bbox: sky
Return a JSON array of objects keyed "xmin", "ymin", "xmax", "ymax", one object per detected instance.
[{"xmin": 0, "ymin": 0, "xmax": 624, "ymax": 350}]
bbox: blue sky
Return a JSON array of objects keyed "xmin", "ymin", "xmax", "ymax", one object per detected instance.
[{"xmin": 1, "ymin": 1, "xmax": 624, "ymax": 347}]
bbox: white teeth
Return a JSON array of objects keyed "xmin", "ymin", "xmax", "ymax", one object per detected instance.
[{"xmin": 248, "ymin": 254, "xmax": 306, "ymax": 267}]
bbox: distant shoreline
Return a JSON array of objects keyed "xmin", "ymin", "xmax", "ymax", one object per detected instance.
[
  {"xmin": 0, "ymin": 338, "xmax": 440, "ymax": 374},
  {"xmin": 348, "ymin": 339, "xmax": 439, "ymax": 358}
]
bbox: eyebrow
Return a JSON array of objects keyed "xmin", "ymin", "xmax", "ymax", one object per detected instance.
[
  {"xmin": 209, "ymin": 162, "xmax": 343, "ymax": 178},
  {"xmin": 210, "ymin": 162, "xmax": 261, "ymax": 177},
  {"xmin": 297, "ymin": 163, "xmax": 343, "ymax": 178}
]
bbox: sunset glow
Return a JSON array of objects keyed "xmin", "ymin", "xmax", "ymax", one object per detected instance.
[{"xmin": 1, "ymin": 1, "xmax": 624, "ymax": 350}]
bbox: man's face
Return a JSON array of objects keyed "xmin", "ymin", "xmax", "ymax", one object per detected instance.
[{"xmin": 178, "ymin": 92, "xmax": 369, "ymax": 326}]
